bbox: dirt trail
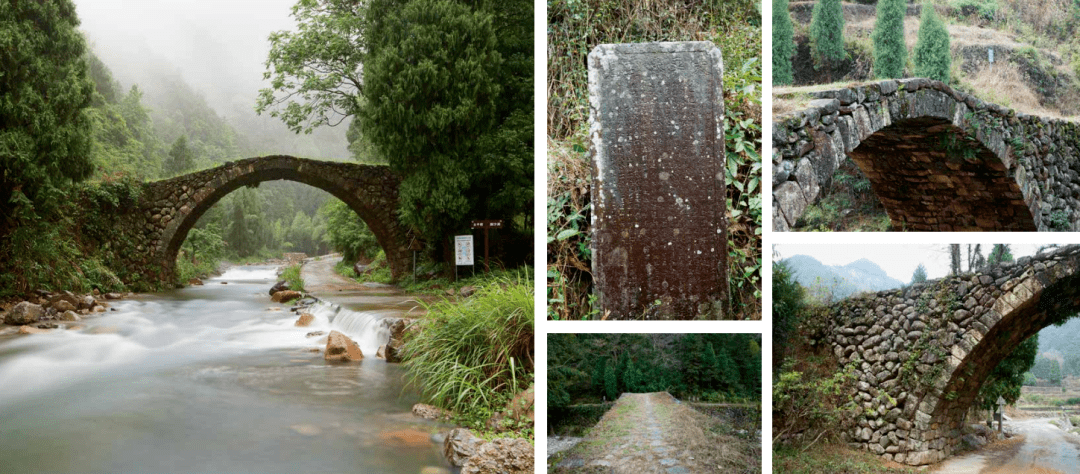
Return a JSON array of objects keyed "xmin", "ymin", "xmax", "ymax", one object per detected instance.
[
  {"xmin": 934, "ymin": 418, "xmax": 1080, "ymax": 474},
  {"xmin": 551, "ymin": 392, "xmax": 756, "ymax": 473},
  {"xmin": 299, "ymin": 255, "xmax": 426, "ymax": 315},
  {"xmin": 300, "ymin": 255, "xmax": 371, "ymax": 295}
]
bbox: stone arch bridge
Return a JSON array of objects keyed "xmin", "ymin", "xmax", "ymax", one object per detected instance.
[
  {"xmin": 100, "ymin": 156, "xmax": 410, "ymax": 286},
  {"xmin": 806, "ymin": 245, "xmax": 1080, "ymax": 465},
  {"xmin": 773, "ymin": 78, "xmax": 1080, "ymax": 231}
]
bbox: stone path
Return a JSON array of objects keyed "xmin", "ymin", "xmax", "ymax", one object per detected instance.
[{"xmin": 556, "ymin": 392, "xmax": 702, "ymax": 473}]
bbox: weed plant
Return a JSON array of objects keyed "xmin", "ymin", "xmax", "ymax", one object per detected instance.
[
  {"xmin": 400, "ymin": 271, "xmax": 534, "ymax": 433},
  {"xmin": 280, "ymin": 264, "xmax": 305, "ymax": 292}
]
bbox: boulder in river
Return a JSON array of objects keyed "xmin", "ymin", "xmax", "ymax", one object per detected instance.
[
  {"xmin": 48, "ymin": 293, "xmax": 80, "ymax": 310},
  {"xmin": 53, "ymin": 300, "xmax": 77, "ymax": 313},
  {"xmin": 269, "ymin": 280, "xmax": 290, "ymax": 296},
  {"xmin": 443, "ymin": 428, "xmax": 482, "ymax": 467},
  {"xmin": 271, "ymin": 290, "xmax": 301, "ymax": 303},
  {"xmin": 59, "ymin": 311, "xmax": 80, "ymax": 322},
  {"xmin": 18, "ymin": 325, "xmax": 52, "ymax": 335},
  {"xmin": 6, "ymin": 301, "xmax": 44, "ymax": 325},
  {"xmin": 412, "ymin": 403, "xmax": 448, "ymax": 420},
  {"xmin": 187, "ymin": 278, "xmax": 203, "ymax": 286},
  {"xmin": 294, "ymin": 313, "xmax": 314, "ymax": 327},
  {"xmin": 103, "ymin": 293, "xmax": 122, "ymax": 300},
  {"xmin": 461, "ymin": 437, "xmax": 534, "ymax": 474},
  {"xmin": 324, "ymin": 330, "xmax": 363, "ymax": 362},
  {"xmin": 79, "ymin": 295, "xmax": 96, "ymax": 311}
]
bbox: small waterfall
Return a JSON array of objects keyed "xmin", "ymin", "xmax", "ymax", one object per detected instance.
[{"xmin": 305, "ymin": 301, "xmax": 394, "ymax": 355}]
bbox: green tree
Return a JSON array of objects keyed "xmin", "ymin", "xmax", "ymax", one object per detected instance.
[
  {"xmin": 604, "ymin": 359, "xmax": 618, "ymax": 401},
  {"xmin": 772, "ymin": 0, "xmax": 795, "ymax": 85},
  {"xmin": 773, "ymin": 260, "xmax": 806, "ymax": 370},
  {"xmin": 810, "ymin": 0, "xmax": 845, "ymax": 77},
  {"xmin": 978, "ymin": 335, "xmax": 1037, "ymax": 414},
  {"xmin": 163, "ymin": 135, "xmax": 195, "ymax": 177},
  {"xmin": 911, "ymin": 263, "xmax": 928, "ymax": 284},
  {"xmin": 988, "ymin": 244, "xmax": 1013, "ymax": 266},
  {"xmin": 873, "ymin": 0, "xmax": 907, "ymax": 78},
  {"xmin": 913, "ymin": 4, "xmax": 951, "ymax": 82},
  {"xmin": 0, "ymin": 0, "xmax": 95, "ymax": 227}
]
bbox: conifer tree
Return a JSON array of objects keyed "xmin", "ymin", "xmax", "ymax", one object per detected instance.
[
  {"xmin": 914, "ymin": 4, "xmax": 951, "ymax": 82},
  {"xmin": 603, "ymin": 360, "xmax": 618, "ymax": 401},
  {"xmin": 911, "ymin": 263, "xmax": 928, "ymax": 284},
  {"xmin": 773, "ymin": 0, "xmax": 795, "ymax": 85},
  {"xmin": 810, "ymin": 0, "xmax": 845, "ymax": 79},
  {"xmin": 873, "ymin": 0, "xmax": 907, "ymax": 78}
]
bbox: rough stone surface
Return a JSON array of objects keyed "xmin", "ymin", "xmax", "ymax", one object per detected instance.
[
  {"xmin": 412, "ymin": 403, "xmax": 448, "ymax": 420},
  {"xmin": 5, "ymin": 302, "xmax": 43, "ymax": 325},
  {"xmin": 443, "ymin": 428, "xmax": 482, "ymax": 467},
  {"xmin": 772, "ymin": 79, "xmax": 1080, "ymax": 231},
  {"xmin": 269, "ymin": 280, "xmax": 290, "ymax": 295},
  {"xmin": 324, "ymin": 330, "xmax": 363, "ymax": 362},
  {"xmin": 271, "ymin": 290, "xmax": 302, "ymax": 303},
  {"xmin": 71, "ymin": 156, "xmax": 411, "ymax": 288},
  {"xmin": 460, "ymin": 437, "xmax": 534, "ymax": 474},
  {"xmin": 800, "ymin": 245, "xmax": 1080, "ymax": 465},
  {"xmin": 588, "ymin": 42, "xmax": 728, "ymax": 318},
  {"xmin": 294, "ymin": 312, "xmax": 314, "ymax": 327}
]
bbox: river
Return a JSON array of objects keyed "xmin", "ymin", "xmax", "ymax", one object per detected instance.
[{"xmin": 0, "ymin": 265, "xmax": 450, "ymax": 474}]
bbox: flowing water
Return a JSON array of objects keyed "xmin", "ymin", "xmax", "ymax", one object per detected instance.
[{"xmin": 0, "ymin": 266, "xmax": 450, "ymax": 474}]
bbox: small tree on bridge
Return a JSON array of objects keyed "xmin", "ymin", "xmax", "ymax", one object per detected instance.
[
  {"xmin": 873, "ymin": 0, "xmax": 907, "ymax": 79},
  {"xmin": 913, "ymin": 4, "xmax": 951, "ymax": 83}
]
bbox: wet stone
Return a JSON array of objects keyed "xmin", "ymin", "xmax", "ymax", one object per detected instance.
[{"xmin": 588, "ymin": 41, "xmax": 729, "ymax": 318}]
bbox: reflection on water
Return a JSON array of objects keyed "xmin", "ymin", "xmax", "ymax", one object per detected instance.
[{"xmin": 0, "ymin": 266, "xmax": 449, "ymax": 474}]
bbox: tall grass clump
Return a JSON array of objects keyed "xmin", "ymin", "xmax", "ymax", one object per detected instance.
[
  {"xmin": 401, "ymin": 271, "xmax": 534, "ymax": 428},
  {"xmin": 280, "ymin": 264, "xmax": 305, "ymax": 292}
]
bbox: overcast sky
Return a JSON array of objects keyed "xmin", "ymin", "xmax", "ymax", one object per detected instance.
[
  {"xmin": 74, "ymin": 0, "xmax": 299, "ymax": 118},
  {"xmin": 774, "ymin": 244, "xmax": 1045, "ymax": 283}
]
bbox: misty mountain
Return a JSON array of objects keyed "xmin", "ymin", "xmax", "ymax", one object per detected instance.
[{"xmin": 782, "ymin": 255, "xmax": 905, "ymax": 300}]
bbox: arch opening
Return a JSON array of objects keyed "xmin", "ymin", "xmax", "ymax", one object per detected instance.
[{"xmin": 847, "ymin": 117, "xmax": 1036, "ymax": 231}]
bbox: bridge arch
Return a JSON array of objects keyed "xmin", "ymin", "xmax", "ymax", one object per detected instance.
[
  {"xmin": 817, "ymin": 245, "xmax": 1080, "ymax": 465},
  {"xmin": 772, "ymin": 78, "xmax": 1079, "ymax": 231},
  {"xmin": 133, "ymin": 156, "xmax": 410, "ymax": 285}
]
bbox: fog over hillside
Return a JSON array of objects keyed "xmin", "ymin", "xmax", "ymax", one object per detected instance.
[{"xmin": 73, "ymin": 0, "xmax": 350, "ymax": 160}]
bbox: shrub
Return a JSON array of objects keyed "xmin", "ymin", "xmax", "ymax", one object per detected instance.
[
  {"xmin": 873, "ymin": 0, "xmax": 907, "ymax": 78},
  {"xmin": 280, "ymin": 264, "xmax": 305, "ymax": 293},
  {"xmin": 401, "ymin": 271, "xmax": 534, "ymax": 428},
  {"xmin": 914, "ymin": 4, "xmax": 952, "ymax": 82},
  {"xmin": 773, "ymin": 0, "xmax": 795, "ymax": 85}
]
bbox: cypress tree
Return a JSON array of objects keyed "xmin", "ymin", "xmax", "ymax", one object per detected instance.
[
  {"xmin": 913, "ymin": 4, "xmax": 951, "ymax": 82},
  {"xmin": 872, "ymin": 0, "xmax": 907, "ymax": 78},
  {"xmin": 603, "ymin": 360, "xmax": 618, "ymax": 401},
  {"xmin": 911, "ymin": 263, "xmax": 928, "ymax": 284},
  {"xmin": 810, "ymin": 0, "xmax": 846, "ymax": 74},
  {"xmin": 773, "ymin": 0, "xmax": 795, "ymax": 85}
]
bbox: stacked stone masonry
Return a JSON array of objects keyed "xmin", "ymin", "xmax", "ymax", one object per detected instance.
[
  {"xmin": 102, "ymin": 156, "xmax": 410, "ymax": 286},
  {"xmin": 810, "ymin": 245, "xmax": 1080, "ymax": 465},
  {"xmin": 773, "ymin": 78, "xmax": 1080, "ymax": 231}
]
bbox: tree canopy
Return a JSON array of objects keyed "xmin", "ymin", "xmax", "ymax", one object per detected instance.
[
  {"xmin": 810, "ymin": 0, "xmax": 845, "ymax": 67},
  {"xmin": 772, "ymin": 0, "xmax": 795, "ymax": 85},
  {"xmin": 873, "ymin": 0, "xmax": 907, "ymax": 78},
  {"xmin": 914, "ymin": 4, "xmax": 951, "ymax": 82},
  {"xmin": 0, "ymin": 0, "xmax": 95, "ymax": 226}
]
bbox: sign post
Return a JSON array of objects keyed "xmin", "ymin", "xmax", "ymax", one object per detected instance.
[
  {"xmin": 454, "ymin": 235, "xmax": 474, "ymax": 282},
  {"xmin": 470, "ymin": 219, "xmax": 503, "ymax": 272}
]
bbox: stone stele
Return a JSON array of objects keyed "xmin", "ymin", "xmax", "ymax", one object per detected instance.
[{"xmin": 588, "ymin": 42, "xmax": 729, "ymax": 319}]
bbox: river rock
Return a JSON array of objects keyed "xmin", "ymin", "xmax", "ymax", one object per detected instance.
[
  {"xmin": 59, "ymin": 311, "xmax": 80, "ymax": 322},
  {"xmin": 460, "ymin": 437, "xmax": 534, "ymax": 474},
  {"xmin": 443, "ymin": 428, "xmax": 482, "ymax": 467},
  {"xmin": 93, "ymin": 305, "xmax": 106, "ymax": 313},
  {"xmin": 103, "ymin": 292, "xmax": 122, "ymax": 300},
  {"xmin": 413, "ymin": 403, "xmax": 448, "ymax": 420},
  {"xmin": 324, "ymin": 330, "xmax": 363, "ymax": 362},
  {"xmin": 306, "ymin": 331, "xmax": 325, "ymax": 338},
  {"xmin": 79, "ymin": 295, "xmax": 96, "ymax": 310},
  {"xmin": 187, "ymin": 278, "xmax": 203, "ymax": 286},
  {"xmin": 53, "ymin": 300, "xmax": 77, "ymax": 313},
  {"xmin": 18, "ymin": 325, "xmax": 52, "ymax": 334},
  {"xmin": 459, "ymin": 285, "xmax": 477, "ymax": 297},
  {"xmin": 378, "ymin": 429, "xmax": 431, "ymax": 448},
  {"xmin": 294, "ymin": 312, "xmax": 314, "ymax": 327},
  {"xmin": 6, "ymin": 302, "xmax": 44, "ymax": 325},
  {"xmin": 486, "ymin": 384, "xmax": 535, "ymax": 431},
  {"xmin": 269, "ymin": 280, "xmax": 290, "ymax": 295},
  {"xmin": 271, "ymin": 290, "xmax": 302, "ymax": 303}
]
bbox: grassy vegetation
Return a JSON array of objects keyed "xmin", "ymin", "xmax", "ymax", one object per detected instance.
[
  {"xmin": 334, "ymin": 249, "xmax": 532, "ymax": 296},
  {"xmin": 546, "ymin": 0, "xmax": 762, "ymax": 320},
  {"xmin": 775, "ymin": 444, "xmax": 920, "ymax": 474},
  {"xmin": 399, "ymin": 271, "xmax": 533, "ymax": 437},
  {"xmin": 793, "ymin": 162, "xmax": 891, "ymax": 232},
  {"xmin": 279, "ymin": 264, "xmax": 304, "ymax": 293}
]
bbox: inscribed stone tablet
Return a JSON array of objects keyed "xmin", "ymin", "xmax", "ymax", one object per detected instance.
[{"xmin": 588, "ymin": 42, "xmax": 728, "ymax": 319}]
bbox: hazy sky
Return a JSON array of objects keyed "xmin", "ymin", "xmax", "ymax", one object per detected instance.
[
  {"xmin": 74, "ymin": 0, "xmax": 298, "ymax": 118},
  {"xmin": 774, "ymin": 244, "xmax": 1044, "ymax": 283}
]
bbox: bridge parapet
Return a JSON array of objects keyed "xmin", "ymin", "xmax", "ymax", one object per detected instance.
[
  {"xmin": 806, "ymin": 245, "xmax": 1080, "ymax": 465},
  {"xmin": 773, "ymin": 78, "xmax": 1080, "ymax": 231}
]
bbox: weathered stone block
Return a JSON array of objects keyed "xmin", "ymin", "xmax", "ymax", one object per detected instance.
[{"xmin": 588, "ymin": 42, "xmax": 728, "ymax": 318}]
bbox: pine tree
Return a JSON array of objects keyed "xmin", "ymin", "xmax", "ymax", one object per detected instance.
[
  {"xmin": 873, "ymin": 0, "xmax": 907, "ymax": 78},
  {"xmin": 810, "ymin": 0, "xmax": 845, "ymax": 78},
  {"xmin": 603, "ymin": 360, "xmax": 618, "ymax": 401},
  {"xmin": 163, "ymin": 135, "xmax": 194, "ymax": 178},
  {"xmin": 773, "ymin": 0, "xmax": 795, "ymax": 85},
  {"xmin": 913, "ymin": 4, "xmax": 951, "ymax": 82},
  {"xmin": 911, "ymin": 263, "xmax": 928, "ymax": 284}
]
